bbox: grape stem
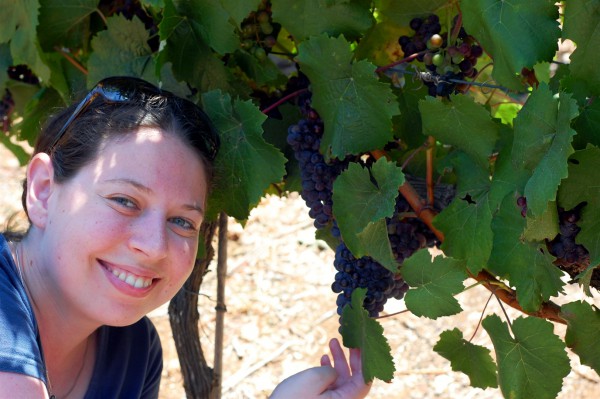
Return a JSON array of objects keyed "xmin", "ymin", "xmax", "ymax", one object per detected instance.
[
  {"xmin": 261, "ymin": 88, "xmax": 308, "ymax": 115},
  {"xmin": 468, "ymin": 291, "xmax": 494, "ymax": 342},
  {"xmin": 370, "ymin": 150, "xmax": 567, "ymax": 325},
  {"xmin": 375, "ymin": 51, "xmax": 427, "ymax": 74},
  {"xmin": 54, "ymin": 47, "xmax": 88, "ymax": 75}
]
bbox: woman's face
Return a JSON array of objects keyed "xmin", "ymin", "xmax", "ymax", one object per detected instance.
[{"xmin": 40, "ymin": 127, "xmax": 208, "ymax": 326}]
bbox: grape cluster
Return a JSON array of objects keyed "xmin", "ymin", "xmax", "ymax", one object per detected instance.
[
  {"xmin": 546, "ymin": 203, "xmax": 599, "ymax": 288},
  {"xmin": 286, "ymin": 96, "xmax": 348, "ymax": 233},
  {"xmin": 331, "ymin": 195, "xmax": 439, "ymax": 317},
  {"xmin": 7, "ymin": 65, "xmax": 39, "ymax": 85},
  {"xmin": 332, "ymin": 242, "xmax": 409, "ymax": 317},
  {"xmin": 239, "ymin": 1, "xmax": 280, "ymax": 62},
  {"xmin": 398, "ymin": 14, "xmax": 484, "ymax": 97}
]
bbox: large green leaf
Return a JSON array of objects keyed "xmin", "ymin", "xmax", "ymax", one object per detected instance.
[
  {"xmin": 332, "ymin": 157, "xmax": 404, "ymax": 271},
  {"xmin": 296, "ymin": 34, "xmax": 399, "ymax": 160},
  {"xmin": 340, "ymin": 288, "xmax": 395, "ymax": 383},
  {"xmin": 513, "ymin": 85, "xmax": 579, "ymax": 216},
  {"xmin": 202, "ymin": 90, "xmax": 286, "ymax": 220},
  {"xmin": 563, "ymin": 1, "xmax": 600, "ymax": 95},
  {"xmin": 87, "ymin": 15, "xmax": 155, "ymax": 85},
  {"xmin": 561, "ymin": 301, "xmax": 600, "ymax": 375},
  {"xmin": 558, "ymin": 146, "xmax": 600, "ymax": 267},
  {"xmin": 482, "ymin": 315, "xmax": 570, "ymax": 399},
  {"xmin": 402, "ymin": 250, "xmax": 467, "ymax": 319},
  {"xmin": 488, "ymin": 193, "xmax": 565, "ymax": 312},
  {"xmin": 572, "ymin": 98, "xmax": 600, "ymax": 150},
  {"xmin": 433, "ymin": 152, "xmax": 493, "ymax": 274},
  {"xmin": 38, "ymin": 0, "xmax": 97, "ymax": 51},
  {"xmin": 419, "ymin": 94, "xmax": 499, "ymax": 169},
  {"xmin": 158, "ymin": 0, "xmax": 234, "ymax": 93},
  {"xmin": 375, "ymin": 0, "xmax": 447, "ymax": 26},
  {"xmin": 461, "ymin": 0, "xmax": 560, "ymax": 90},
  {"xmin": 433, "ymin": 328, "xmax": 498, "ymax": 389},
  {"xmin": 272, "ymin": 0, "xmax": 373, "ymax": 42},
  {"xmin": 0, "ymin": 0, "xmax": 50, "ymax": 82}
]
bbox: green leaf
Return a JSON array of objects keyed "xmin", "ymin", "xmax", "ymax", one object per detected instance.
[
  {"xmin": 561, "ymin": 301, "xmax": 600, "ymax": 374},
  {"xmin": 296, "ymin": 34, "xmax": 399, "ymax": 160},
  {"xmin": 512, "ymin": 85, "xmax": 578, "ymax": 216},
  {"xmin": 402, "ymin": 250, "xmax": 467, "ymax": 319},
  {"xmin": 87, "ymin": 15, "xmax": 155, "ymax": 85},
  {"xmin": 482, "ymin": 314, "xmax": 570, "ymax": 399},
  {"xmin": 558, "ymin": 146, "xmax": 600, "ymax": 267},
  {"xmin": 433, "ymin": 328, "xmax": 498, "ymax": 389},
  {"xmin": 488, "ymin": 193, "xmax": 565, "ymax": 312},
  {"xmin": 392, "ymin": 77, "xmax": 427, "ymax": 149},
  {"xmin": 523, "ymin": 201, "xmax": 559, "ymax": 242},
  {"xmin": 340, "ymin": 288, "xmax": 395, "ymax": 383},
  {"xmin": 433, "ymin": 152, "xmax": 493, "ymax": 274},
  {"xmin": 461, "ymin": 0, "xmax": 560, "ymax": 90},
  {"xmin": 332, "ymin": 157, "xmax": 404, "ymax": 271},
  {"xmin": 0, "ymin": 0, "xmax": 50, "ymax": 82},
  {"xmin": 572, "ymin": 99, "xmax": 600, "ymax": 150},
  {"xmin": 0, "ymin": 44, "xmax": 13, "ymax": 91},
  {"xmin": 375, "ymin": 0, "xmax": 447, "ymax": 26},
  {"xmin": 219, "ymin": 0, "xmax": 256, "ymax": 26},
  {"xmin": 563, "ymin": 1, "xmax": 600, "ymax": 95},
  {"xmin": 159, "ymin": 0, "xmax": 235, "ymax": 93},
  {"xmin": 419, "ymin": 94, "xmax": 499, "ymax": 169},
  {"xmin": 37, "ymin": 0, "xmax": 97, "ymax": 51},
  {"xmin": 227, "ymin": 49, "xmax": 286, "ymax": 86},
  {"xmin": 202, "ymin": 90, "xmax": 286, "ymax": 220},
  {"xmin": 272, "ymin": 0, "xmax": 373, "ymax": 42}
]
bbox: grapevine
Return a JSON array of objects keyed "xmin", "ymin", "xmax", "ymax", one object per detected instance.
[{"xmin": 2, "ymin": 1, "xmax": 600, "ymax": 398}]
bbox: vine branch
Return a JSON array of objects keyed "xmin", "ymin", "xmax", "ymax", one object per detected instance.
[{"xmin": 370, "ymin": 150, "xmax": 566, "ymax": 325}]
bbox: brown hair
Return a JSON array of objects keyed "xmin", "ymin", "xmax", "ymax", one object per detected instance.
[{"xmin": 20, "ymin": 77, "xmax": 220, "ymax": 219}]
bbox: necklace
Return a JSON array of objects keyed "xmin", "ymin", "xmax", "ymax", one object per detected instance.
[{"xmin": 13, "ymin": 242, "xmax": 90, "ymax": 399}]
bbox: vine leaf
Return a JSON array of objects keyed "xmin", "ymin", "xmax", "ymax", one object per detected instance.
[
  {"xmin": 202, "ymin": 90, "xmax": 286, "ymax": 221},
  {"xmin": 563, "ymin": 1, "xmax": 600, "ymax": 95},
  {"xmin": 37, "ymin": 0, "xmax": 97, "ymax": 51},
  {"xmin": 332, "ymin": 157, "xmax": 404, "ymax": 271},
  {"xmin": 159, "ymin": 0, "xmax": 235, "ymax": 93},
  {"xmin": 523, "ymin": 201, "xmax": 559, "ymax": 242},
  {"xmin": 296, "ymin": 34, "xmax": 399, "ymax": 160},
  {"xmin": 512, "ymin": 84, "xmax": 578, "ymax": 217},
  {"xmin": 461, "ymin": 0, "xmax": 560, "ymax": 90},
  {"xmin": 419, "ymin": 94, "xmax": 499, "ymax": 169},
  {"xmin": 433, "ymin": 152, "xmax": 493, "ymax": 274},
  {"xmin": 402, "ymin": 250, "xmax": 467, "ymax": 319},
  {"xmin": 272, "ymin": 0, "xmax": 373, "ymax": 43},
  {"xmin": 487, "ymin": 193, "xmax": 565, "ymax": 312},
  {"xmin": 375, "ymin": 0, "xmax": 447, "ymax": 26},
  {"xmin": 558, "ymin": 146, "xmax": 600, "ymax": 269},
  {"xmin": 482, "ymin": 315, "xmax": 570, "ymax": 399},
  {"xmin": 433, "ymin": 328, "xmax": 498, "ymax": 389},
  {"xmin": 88, "ymin": 15, "xmax": 155, "ymax": 85},
  {"xmin": 340, "ymin": 288, "xmax": 395, "ymax": 383},
  {"xmin": 561, "ymin": 301, "xmax": 600, "ymax": 374},
  {"xmin": 0, "ymin": 0, "xmax": 50, "ymax": 82}
]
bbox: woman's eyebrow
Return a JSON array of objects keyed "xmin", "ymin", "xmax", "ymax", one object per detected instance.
[{"xmin": 104, "ymin": 178, "xmax": 204, "ymax": 214}]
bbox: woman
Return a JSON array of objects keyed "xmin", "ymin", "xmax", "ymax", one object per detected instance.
[{"xmin": 0, "ymin": 77, "xmax": 371, "ymax": 398}]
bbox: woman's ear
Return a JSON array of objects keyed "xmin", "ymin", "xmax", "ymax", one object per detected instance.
[{"xmin": 25, "ymin": 153, "xmax": 55, "ymax": 228}]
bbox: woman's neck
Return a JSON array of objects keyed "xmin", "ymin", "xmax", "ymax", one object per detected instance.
[{"xmin": 13, "ymin": 236, "xmax": 99, "ymax": 398}]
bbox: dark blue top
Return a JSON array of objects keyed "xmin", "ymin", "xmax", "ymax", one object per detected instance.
[{"xmin": 0, "ymin": 234, "xmax": 163, "ymax": 398}]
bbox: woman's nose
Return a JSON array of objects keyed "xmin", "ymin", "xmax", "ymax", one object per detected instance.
[{"xmin": 128, "ymin": 211, "xmax": 168, "ymax": 260}]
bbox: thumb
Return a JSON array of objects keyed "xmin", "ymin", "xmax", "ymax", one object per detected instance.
[{"xmin": 270, "ymin": 366, "xmax": 338, "ymax": 398}]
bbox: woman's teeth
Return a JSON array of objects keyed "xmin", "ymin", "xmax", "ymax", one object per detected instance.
[{"xmin": 111, "ymin": 268, "xmax": 153, "ymax": 288}]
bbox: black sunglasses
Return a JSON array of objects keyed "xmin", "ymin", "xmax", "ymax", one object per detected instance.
[{"xmin": 49, "ymin": 76, "xmax": 219, "ymax": 161}]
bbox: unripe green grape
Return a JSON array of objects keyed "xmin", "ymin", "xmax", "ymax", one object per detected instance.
[
  {"xmin": 260, "ymin": 22, "xmax": 273, "ymax": 35},
  {"xmin": 257, "ymin": 11, "xmax": 270, "ymax": 24},
  {"xmin": 432, "ymin": 53, "xmax": 444, "ymax": 67},
  {"xmin": 253, "ymin": 46, "xmax": 267, "ymax": 61}
]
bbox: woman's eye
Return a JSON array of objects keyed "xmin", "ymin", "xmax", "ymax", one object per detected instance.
[
  {"xmin": 170, "ymin": 217, "xmax": 196, "ymax": 231},
  {"xmin": 111, "ymin": 196, "xmax": 137, "ymax": 209}
]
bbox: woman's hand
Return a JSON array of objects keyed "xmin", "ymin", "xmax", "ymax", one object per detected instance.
[{"xmin": 270, "ymin": 338, "xmax": 371, "ymax": 399}]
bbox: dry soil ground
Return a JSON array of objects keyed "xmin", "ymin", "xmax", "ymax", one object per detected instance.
[{"xmin": 2, "ymin": 144, "xmax": 600, "ymax": 399}]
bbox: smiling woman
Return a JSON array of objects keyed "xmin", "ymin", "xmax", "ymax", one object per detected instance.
[{"xmin": 0, "ymin": 76, "xmax": 370, "ymax": 399}]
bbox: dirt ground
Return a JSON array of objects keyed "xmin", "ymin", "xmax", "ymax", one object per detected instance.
[{"xmin": 1, "ymin": 143, "xmax": 600, "ymax": 399}]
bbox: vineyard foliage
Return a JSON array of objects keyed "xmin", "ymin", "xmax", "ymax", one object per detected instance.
[{"xmin": 2, "ymin": 0, "xmax": 600, "ymax": 398}]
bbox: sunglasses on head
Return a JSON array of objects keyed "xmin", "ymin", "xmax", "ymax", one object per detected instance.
[{"xmin": 49, "ymin": 76, "xmax": 219, "ymax": 161}]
